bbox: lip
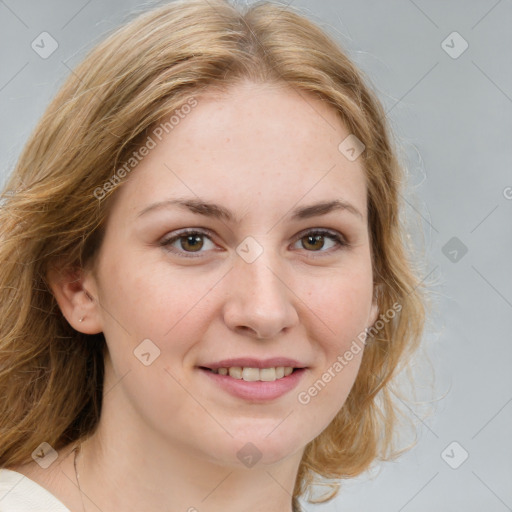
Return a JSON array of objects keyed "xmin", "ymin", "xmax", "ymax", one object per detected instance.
[
  {"xmin": 199, "ymin": 357, "xmax": 306, "ymax": 370},
  {"xmin": 199, "ymin": 367, "xmax": 307, "ymax": 401}
]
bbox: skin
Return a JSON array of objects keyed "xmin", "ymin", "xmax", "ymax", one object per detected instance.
[{"xmin": 14, "ymin": 80, "xmax": 379, "ymax": 512}]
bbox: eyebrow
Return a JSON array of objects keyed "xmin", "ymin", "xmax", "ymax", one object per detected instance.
[{"xmin": 137, "ymin": 197, "xmax": 364, "ymax": 222}]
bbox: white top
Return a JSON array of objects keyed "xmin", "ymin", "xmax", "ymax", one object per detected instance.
[{"xmin": 0, "ymin": 469, "xmax": 70, "ymax": 512}]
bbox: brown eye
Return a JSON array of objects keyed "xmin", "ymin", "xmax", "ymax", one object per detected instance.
[
  {"xmin": 293, "ymin": 229, "xmax": 347, "ymax": 255},
  {"xmin": 160, "ymin": 229, "xmax": 215, "ymax": 257},
  {"xmin": 179, "ymin": 234, "xmax": 204, "ymax": 252},
  {"xmin": 301, "ymin": 234, "xmax": 326, "ymax": 251}
]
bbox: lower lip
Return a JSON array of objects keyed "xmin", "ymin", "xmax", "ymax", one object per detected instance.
[{"xmin": 199, "ymin": 368, "xmax": 307, "ymax": 401}]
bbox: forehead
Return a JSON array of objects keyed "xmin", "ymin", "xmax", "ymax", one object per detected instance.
[{"xmin": 116, "ymin": 81, "xmax": 367, "ymax": 222}]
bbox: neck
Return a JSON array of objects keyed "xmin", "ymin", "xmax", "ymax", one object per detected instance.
[
  {"xmin": 75, "ymin": 430, "xmax": 301, "ymax": 512},
  {"xmin": 73, "ymin": 359, "xmax": 304, "ymax": 512}
]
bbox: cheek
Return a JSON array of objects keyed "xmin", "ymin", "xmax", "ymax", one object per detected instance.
[
  {"xmin": 94, "ymin": 252, "xmax": 209, "ymax": 424},
  {"xmin": 98, "ymin": 248, "xmax": 213, "ymax": 342},
  {"xmin": 294, "ymin": 267, "xmax": 372, "ymax": 412},
  {"xmin": 302, "ymin": 265, "xmax": 374, "ymax": 342},
  {"xmin": 295, "ymin": 351, "xmax": 364, "ymax": 439},
  {"xmin": 96, "ymin": 245, "xmax": 374, "ymax": 366}
]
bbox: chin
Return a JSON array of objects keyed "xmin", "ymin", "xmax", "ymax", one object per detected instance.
[{"xmin": 197, "ymin": 428, "xmax": 305, "ymax": 469}]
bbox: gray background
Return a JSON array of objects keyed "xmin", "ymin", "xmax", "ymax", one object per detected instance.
[{"xmin": 1, "ymin": 0, "xmax": 511, "ymax": 510}]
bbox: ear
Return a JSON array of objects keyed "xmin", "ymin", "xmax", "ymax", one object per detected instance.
[{"xmin": 46, "ymin": 263, "xmax": 103, "ymax": 335}]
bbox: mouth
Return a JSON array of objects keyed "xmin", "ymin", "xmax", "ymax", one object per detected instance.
[
  {"xmin": 199, "ymin": 365, "xmax": 304, "ymax": 382},
  {"xmin": 196, "ymin": 357, "xmax": 308, "ymax": 400},
  {"xmin": 198, "ymin": 365, "xmax": 307, "ymax": 401}
]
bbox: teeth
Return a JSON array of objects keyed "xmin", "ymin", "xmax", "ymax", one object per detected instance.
[
  {"xmin": 242, "ymin": 367, "xmax": 260, "ymax": 381},
  {"xmin": 259, "ymin": 368, "xmax": 277, "ymax": 381},
  {"xmin": 228, "ymin": 367, "xmax": 242, "ymax": 379},
  {"xmin": 211, "ymin": 366, "xmax": 296, "ymax": 382}
]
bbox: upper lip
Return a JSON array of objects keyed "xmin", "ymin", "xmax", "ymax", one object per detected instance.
[{"xmin": 199, "ymin": 357, "xmax": 307, "ymax": 370}]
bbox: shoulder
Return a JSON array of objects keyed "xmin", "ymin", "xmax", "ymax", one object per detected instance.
[
  {"xmin": 0, "ymin": 444, "xmax": 78, "ymax": 512},
  {"xmin": 0, "ymin": 467, "xmax": 71, "ymax": 511}
]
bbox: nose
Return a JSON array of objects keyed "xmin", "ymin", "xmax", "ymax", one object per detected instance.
[{"xmin": 222, "ymin": 251, "xmax": 299, "ymax": 340}]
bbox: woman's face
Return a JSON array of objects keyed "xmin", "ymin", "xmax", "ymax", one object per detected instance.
[{"xmin": 82, "ymin": 81, "xmax": 378, "ymax": 467}]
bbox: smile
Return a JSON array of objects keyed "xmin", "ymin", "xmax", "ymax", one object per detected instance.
[
  {"xmin": 199, "ymin": 366, "xmax": 306, "ymax": 401},
  {"xmin": 204, "ymin": 366, "xmax": 295, "ymax": 382}
]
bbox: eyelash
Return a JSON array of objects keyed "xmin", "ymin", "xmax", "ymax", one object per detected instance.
[{"xmin": 159, "ymin": 228, "xmax": 349, "ymax": 259}]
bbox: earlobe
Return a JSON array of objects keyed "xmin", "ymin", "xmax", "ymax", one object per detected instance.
[{"xmin": 46, "ymin": 264, "xmax": 103, "ymax": 335}]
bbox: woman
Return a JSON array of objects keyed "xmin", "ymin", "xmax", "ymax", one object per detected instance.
[{"xmin": 0, "ymin": 1, "xmax": 427, "ymax": 510}]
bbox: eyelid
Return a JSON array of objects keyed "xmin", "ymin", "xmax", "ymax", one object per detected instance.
[
  {"xmin": 292, "ymin": 228, "xmax": 349, "ymax": 257},
  {"xmin": 159, "ymin": 228, "xmax": 217, "ymax": 258},
  {"xmin": 159, "ymin": 227, "xmax": 349, "ymax": 258}
]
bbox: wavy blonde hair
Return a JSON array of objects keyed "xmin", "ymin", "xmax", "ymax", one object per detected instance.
[{"xmin": 0, "ymin": 0, "xmax": 427, "ymax": 507}]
